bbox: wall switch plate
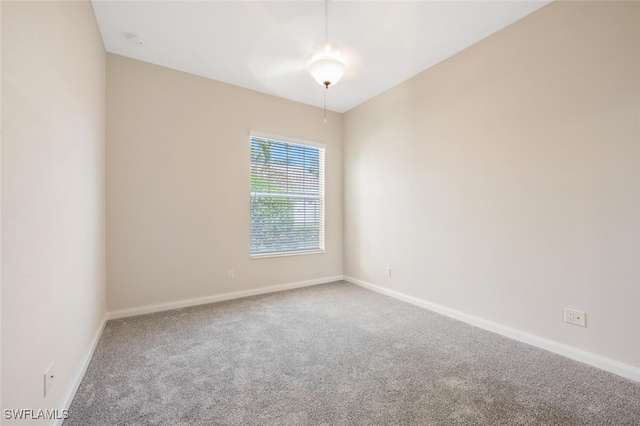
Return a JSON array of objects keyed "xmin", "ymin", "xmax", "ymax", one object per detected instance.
[
  {"xmin": 44, "ymin": 364, "xmax": 55, "ymax": 397},
  {"xmin": 385, "ymin": 266, "xmax": 391, "ymax": 277},
  {"xmin": 227, "ymin": 270, "xmax": 235, "ymax": 280},
  {"xmin": 564, "ymin": 308, "xmax": 586, "ymax": 327}
]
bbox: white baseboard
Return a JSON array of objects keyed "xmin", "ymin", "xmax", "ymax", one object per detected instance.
[
  {"xmin": 344, "ymin": 275, "xmax": 640, "ymax": 383},
  {"xmin": 54, "ymin": 312, "xmax": 108, "ymax": 426},
  {"xmin": 107, "ymin": 275, "xmax": 345, "ymax": 320}
]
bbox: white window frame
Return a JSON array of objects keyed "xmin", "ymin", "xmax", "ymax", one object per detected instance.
[{"xmin": 249, "ymin": 131, "xmax": 326, "ymax": 259}]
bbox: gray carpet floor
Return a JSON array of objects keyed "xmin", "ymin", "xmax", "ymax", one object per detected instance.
[{"xmin": 66, "ymin": 281, "xmax": 640, "ymax": 425}]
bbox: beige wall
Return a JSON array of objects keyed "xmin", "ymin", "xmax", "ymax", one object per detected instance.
[
  {"xmin": 106, "ymin": 54, "xmax": 343, "ymax": 312},
  {"xmin": 2, "ymin": 2, "xmax": 638, "ymax": 418},
  {"xmin": 344, "ymin": 1, "xmax": 640, "ymax": 368},
  {"xmin": 1, "ymin": 0, "xmax": 106, "ymax": 421}
]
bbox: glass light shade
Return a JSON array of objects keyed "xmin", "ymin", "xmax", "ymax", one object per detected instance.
[{"xmin": 305, "ymin": 45, "xmax": 348, "ymax": 87}]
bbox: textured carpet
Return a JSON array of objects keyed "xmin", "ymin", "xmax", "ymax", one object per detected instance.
[{"xmin": 66, "ymin": 281, "xmax": 640, "ymax": 425}]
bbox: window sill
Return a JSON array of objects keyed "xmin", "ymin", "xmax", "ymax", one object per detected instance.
[{"xmin": 251, "ymin": 249, "xmax": 325, "ymax": 259}]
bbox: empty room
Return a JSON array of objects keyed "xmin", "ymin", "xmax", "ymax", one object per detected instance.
[{"xmin": 2, "ymin": 0, "xmax": 639, "ymax": 424}]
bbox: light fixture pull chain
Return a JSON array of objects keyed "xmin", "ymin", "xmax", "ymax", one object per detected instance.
[{"xmin": 323, "ymin": 85, "xmax": 327, "ymax": 124}]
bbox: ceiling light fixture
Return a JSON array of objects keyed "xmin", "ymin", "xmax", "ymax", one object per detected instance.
[
  {"xmin": 305, "ymin": 0, "xmax": 348, "ymax": 123},
  {"xmin": 305, "ymin": 44, "xmax": 348, "ymax": 88}
]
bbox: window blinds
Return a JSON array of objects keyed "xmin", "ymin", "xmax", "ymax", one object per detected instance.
[{"xmin": 250, "ymin": 135, "xmax": 325, "ymax": 256}]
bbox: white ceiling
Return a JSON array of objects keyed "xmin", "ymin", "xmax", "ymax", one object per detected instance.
[{"xmin": 92, "ymin": 1, "xmax": 550, "ymax": 113}]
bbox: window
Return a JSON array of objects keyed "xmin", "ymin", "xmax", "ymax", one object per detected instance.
[{"xmin": 250, "ymin": 133, "xmax": 325, "ymax": 257}]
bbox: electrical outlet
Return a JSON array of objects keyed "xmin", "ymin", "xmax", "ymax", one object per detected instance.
[
  {"xmin": 565, "ymin": 309, "xmax": 574, "ymax": 323},
  {"xmin": 227, "ymin": 270, "xmax": 235, "ymax": 280},
  {"xmin": 564, "ymin": 308, "xmax": 586, "ymax": 327},
  {"xmin": 385, "ymin": 266, "xmax": 391, "ymax": 277},
  {"xmin": 44, "ymin": 364, "xmax": 55, "ymax": 397}
]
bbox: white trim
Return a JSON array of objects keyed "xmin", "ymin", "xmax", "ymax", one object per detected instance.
[
  {"xmin": 108, "ymin": 275, "xmax": 344, "ymax": 320},
  {"xmin": 251, "ymin": 249, "xmax": 325, "ymax": 259},
  {"xmin": 54, "ymin": 313, "xmax": 108, "ymax": 426},
  {"xmin": 344, "ymin": 275, "xmax": 640, "ymax": 383},
  {"xmin": 249, "ymin": 130, "xmax": 326, "ymax": 149}
]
